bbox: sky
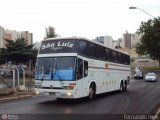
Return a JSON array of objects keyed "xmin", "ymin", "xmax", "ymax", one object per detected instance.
[{"xmin": 0, "ymin": 0, "xmax": 160, "ymax": 42}]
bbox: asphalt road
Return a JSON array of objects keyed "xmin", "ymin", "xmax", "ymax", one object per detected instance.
[{"xmin": 0, "ymin": 70, "xmax": 160, "ymax": 120}]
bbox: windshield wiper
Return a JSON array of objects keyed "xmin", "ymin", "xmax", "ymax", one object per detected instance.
[{"xmin": 52, "ymin": 61, "xmax": 57, "ymax": 80}]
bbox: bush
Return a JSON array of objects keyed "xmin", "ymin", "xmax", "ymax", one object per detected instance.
[{"xmin": 143, "ymin": 66, "xmax": 160, "ymax": 70}]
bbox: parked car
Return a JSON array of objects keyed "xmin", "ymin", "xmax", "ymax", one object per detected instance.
[
  {"xmin": 145, "ymin": 72, "xmax": 157, "ymax": 82},
  {"xmin": 134, "ymin": 70, "xmax": 143, "ymax": 79}
]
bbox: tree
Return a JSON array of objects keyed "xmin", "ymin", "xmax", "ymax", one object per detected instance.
[
  {"xmin": 45, "ymin": 26, "xmax": 59, "ymax": 38},
  {"xmin": 135, "ymin": 17, "xmax": 160, "ymax": 66},
  {"xmin": 0, "ymin": 38, "xmax": 38, "ymax": 65}
]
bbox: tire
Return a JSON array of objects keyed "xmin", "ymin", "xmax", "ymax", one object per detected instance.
[
  {"xmin": 88, "ymin": 83, "xmax": 95, "ymax": 99},
  {"xmin": 120, "ymin": 82, "xmax": 123, "ymax": 92},
  {"xmin": 123, "ymin": 81, "xmax": 127, "ymax": 91},
  {"xmin": 120, "ymin": 81, "xmax": 127, "ymax": 91}
]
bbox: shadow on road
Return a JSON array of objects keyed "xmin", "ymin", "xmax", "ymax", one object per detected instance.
[{"xmin": 37, "ymin": 90, "xmax": 127, "ymax": 106}]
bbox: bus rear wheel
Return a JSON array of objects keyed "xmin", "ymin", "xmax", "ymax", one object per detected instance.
[
  {"xmin": 120, "ymin": 81, "xmax": 127, "ymax": 91},
  {"xmin": 123, "ymin": 80, "xmax": 127, "ymax": 91}
]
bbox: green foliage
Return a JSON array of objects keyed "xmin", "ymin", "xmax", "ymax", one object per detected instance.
[
  {"xmin": 0, "ymin": 38, "xmax": 38, "ymax": 64},
  {"xmin": 143, "ymin": 66, "xmax": 160, "ymax": 70},
  {"xmin": 0, "ymin": 48, "xmax": 6, "ymax": 64},
  {"xmin": 45, "ymin": 27, "xmax": 59, "ymax": 38},
  {"xmin": 135, "ymin": 17, "xmax": 160, "ymax": 66},
  {"xmin": 46, "ymin": 32, "xmax": 58, "ymax": 38}
]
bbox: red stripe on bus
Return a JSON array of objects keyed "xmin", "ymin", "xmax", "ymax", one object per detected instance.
[
  {"xmin": 108, "ymin": 63, "xmax": 131, "ymax": 68},
  {"xmin": 88, "ymin": 66, "xmax": 130, "ymax": 71},
  {"xmin": 89, "ymin": 66, "xmax": 108, "ymax": 70},
  {"xmin": 69, "ymin": 83, "xmax": 76, "ymax": 86},
  {"xmin": 108, "ymin": 68, "xmax": 130, "ymax": 71}
]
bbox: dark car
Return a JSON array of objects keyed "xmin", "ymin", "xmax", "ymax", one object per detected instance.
[{"xmin": 134, "ymin": 70, "xmax": 143, "ymax": 79}]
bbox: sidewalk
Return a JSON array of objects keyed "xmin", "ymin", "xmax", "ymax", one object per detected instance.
[{"xmin": 0, "ymin": 88, "xmax": 35, "ymax": 102}]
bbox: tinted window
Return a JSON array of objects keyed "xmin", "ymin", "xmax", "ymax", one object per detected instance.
[
  {"xmin": 108, "ymin": 49, "xmax": 112, "ymax": 61},
  {"xmin": 112, "ymin": 51, "xmax": 117, "ymax": 62},
  {"xmin": 95, "ymin": 45, "xmax": 105, "ymax": 60},
  {"xmin": 87, "ymin": 43, "xmax": 96, "ymax": 58},
  {"xmin": 84, "ymin": 61, "xmax": 88, "ymax": 77},
  {"xmin": 126, "ymin": 55, "xmax": 130, "ymax": 65},
  {"xmin": 118, "ymin": 53, "xmax": 125, "ymax": 64},
  {"xmin": 124, "ymin": 55, "xmax": 128, "ymax": 64},
  {"xmin": 78, "ymin": 40, "xmax": 87, "ymax": 56},
  {"xmin": 77, "ymin": 58, "xmax": 83, "ymax": 79},
  {"xmin": 105, "ymin": 48, "xmax": 110, "ymax": 61}
]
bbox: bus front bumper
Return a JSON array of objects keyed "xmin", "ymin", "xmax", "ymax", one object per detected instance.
[{"xmin": 34, "ymin": 88, "xmax": 75, "ymax": 99}]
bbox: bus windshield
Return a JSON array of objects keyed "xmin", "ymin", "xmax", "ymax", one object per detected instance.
[{"xmin": 36, "ymin": 57, "xmax": 76, "ymax": 81}]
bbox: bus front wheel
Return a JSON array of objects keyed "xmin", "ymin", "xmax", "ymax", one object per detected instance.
[{"xmin": 88, "ymin": 83, "xmax": 95, "ymax": 99}]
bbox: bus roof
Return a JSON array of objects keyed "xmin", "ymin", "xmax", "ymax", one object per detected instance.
[{"xmin": 42, "ymin": 37, "xmax": 129, "ymax": 55}]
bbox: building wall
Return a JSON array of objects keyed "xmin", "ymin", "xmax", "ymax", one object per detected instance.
[
  {"xmin": 4, "ymin": 33, "xmax": 11, "ymax": 40},
  {"xmin": 0, "ymin": 26, "xmax": 33, "ymax": 48},
  {"xmin": 20, "ymin": 31, "xmax": 32, "ymax": 44},
  {"xmin": 4, "ymin": 30, "xmax": 33, "ymax": 45},
  {"xmin": 131, "ymin": 33, "xmax": 142, "ymax": 47},
  {"xmin": 95, "ymin": 35, "xmax": 113, "ymax": 48},
  {"xmin": 123, "ymin": 31, "xmax": 131, "ymax": 49},
  {"xmin": 4, "ymin": 30, "xmax": 19, "ymax": 41}
]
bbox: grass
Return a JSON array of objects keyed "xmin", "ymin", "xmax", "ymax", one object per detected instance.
[
  {"xmin": 0, "ymin": 77, "xmax": 35, "ymax": 86},
  {"xmin": 142, "ymin": 66, "xmax": 160, "ymax": 70}
]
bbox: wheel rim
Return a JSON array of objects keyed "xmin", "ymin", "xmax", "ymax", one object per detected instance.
[
  {"xmin": 89, "ymin": 87, "xmax": 94, "ymax": 99},
  {"xmin": 124, "ymin": 82, "xmax": 127, "ymax": 90},
  {"xmin": 120, "ymin": 83, "xmax": 123, "ymax": 91}
]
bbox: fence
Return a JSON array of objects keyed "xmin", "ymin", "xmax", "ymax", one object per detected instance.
[{"xmin": 0, "ymin": 66, "xmax": 34, "ymax": 92}]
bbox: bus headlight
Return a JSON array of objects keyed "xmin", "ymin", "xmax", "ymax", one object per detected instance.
[
  {"xmin": 35, "ymin": 90, "xmax": 40, "ymax": 95},
  {"xmin": 67, "ymin": 92, "xmax": 72, "ymax": 96}
]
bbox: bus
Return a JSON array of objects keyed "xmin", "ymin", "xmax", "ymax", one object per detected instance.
[{"xmin": 34, "ymin": 37, "xmax": 131, "ymax": 99}]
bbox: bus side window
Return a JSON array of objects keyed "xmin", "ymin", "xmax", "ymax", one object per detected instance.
[
  {"xmin": 84, "ymin": 61, "xmax": 88, "ymax": 77},
  {"xmin": 77, "ymin": 58, "xmax": 83, "ymax": 80}
]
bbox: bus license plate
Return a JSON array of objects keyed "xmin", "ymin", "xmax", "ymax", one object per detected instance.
[
  {"xmin": 56, "ymin": 92, "xmax": 61, "ymax": 96},
  {"xmin": 49, "ymin": 92, "xmax": 55, "ymax": 95}
]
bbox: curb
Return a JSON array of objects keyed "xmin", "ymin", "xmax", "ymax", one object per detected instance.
[{"xmin": 0, "ymin": 94, "xmax": 34, "ymax": 102}]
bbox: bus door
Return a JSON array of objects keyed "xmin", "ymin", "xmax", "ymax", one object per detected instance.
[{"xmin": 77, "ymin": 58, "xmax": 88, "ymax": 97}]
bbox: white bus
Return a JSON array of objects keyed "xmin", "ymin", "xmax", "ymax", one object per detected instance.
[{"xmin": 34, "ymin": 37, "xmax": 131, "ymax": 99}]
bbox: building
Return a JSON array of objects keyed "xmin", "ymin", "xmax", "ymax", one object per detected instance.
[
  {"xmin": 4, "ymin": 30, "xmax": 20, "ymax": 41},
  {"xmin": 4, "ymin": 30, "xmax": 33, "ymax": 45},
  {"xmin": 94, "ymin": 35, "xmax": 113, "ymax": 48},
  {"xmin": 0, "ymin": 26, "xmax": 33, "ymax": 48},
  {"xmin": 0, "ymin": 26, "xmax": 5, "ymax": 48},
  {"xmin": 20, "ymin": 31, "xmax": 33, "ymax": 45},
  {"xmin": 123, "ymin": 31, "xmax": 132, "ymax": 49},
  {"xmin": 131, "ymin": 32, "xmax": 142, "ymax": 47}
]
